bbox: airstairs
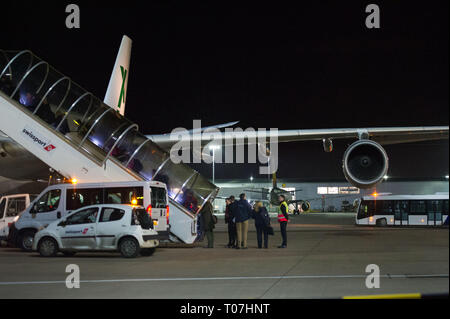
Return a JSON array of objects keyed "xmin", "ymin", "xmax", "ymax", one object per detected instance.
[{"xmin": 0, "ymin": 50, "xmax": 219, "ymax": 244}]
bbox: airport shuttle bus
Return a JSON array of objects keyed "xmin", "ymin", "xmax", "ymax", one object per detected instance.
[
  {"xmin": 356, "ymin": 194, "xmax": 449, "ymax": 226},
  {"xmin": 10, "ymin": 181, "xmax": 169, "ymax": 251}
]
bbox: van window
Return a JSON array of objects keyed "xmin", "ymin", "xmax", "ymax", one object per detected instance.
[
  {"xmin": 34, "ymin": 190, "xmax": 61, "ymax": 213},
  {"xmin": 100, "ymin": 208, "xmax": 125, "ymax": 222},
  {"xmin": 0, "ymin": 198, "xmax": 5, "ymax": 219},
  {"xmin": 105, "ymin": 187, "xmax": 143, "ymax": 206},
  {"xmin": 66, "ymin": 188, "xmax": 103, "ymax": 211},
  {"xmin": 6, "ymin": 197, "xmax": 27, "ymax": 217},
  {"xmin": 151, "ymin": 187, "xmax": 167, "ymax": 208}
]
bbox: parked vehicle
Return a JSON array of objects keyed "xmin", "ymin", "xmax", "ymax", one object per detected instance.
[
  {"xmin": 10, "ymin": 181, "xmax": 169, "ymax": 251},
  {"xmin": 0, "ymin": 194, "xmax": 36, "ymax": 241},
  {"xmin": 33, "ymin": 204, "xmax": 160, "ymax": 258},
  {"xmin": 356, "ymin": 194, "xmax": 449, "ymax": 226}
]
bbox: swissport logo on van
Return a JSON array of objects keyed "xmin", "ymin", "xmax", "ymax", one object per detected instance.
[{"xmin": 22, "ymin": 126, "xmax": 56, "ymax": 153}]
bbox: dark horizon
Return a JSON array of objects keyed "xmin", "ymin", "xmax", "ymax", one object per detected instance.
[{"xmin": 2, "ymin": 1, "xmax": 448, "ymax": 181}]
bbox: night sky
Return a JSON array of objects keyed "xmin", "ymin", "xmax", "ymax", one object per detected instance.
[{"xmin": 3, "ymin": 1, "xmax": 449, "ymax": 181}]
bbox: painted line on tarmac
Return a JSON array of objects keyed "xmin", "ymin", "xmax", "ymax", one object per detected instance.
[{"xmin": 0, "ymin": 274, "xmax": 447, "ymax": 286}]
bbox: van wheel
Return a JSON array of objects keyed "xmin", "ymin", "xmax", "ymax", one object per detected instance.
[
  {"xmin": 119, "ymin": 237, "xmax": 140, "ymax": 258},
  {"xmin": 376, "ymin": 218, "xmax": 388, "ymax": 227},
  {"xmin": 140, "ymin": 248, "xmax": 156, "ymax": 256},
  {"xmin": 19, "ymin": 230, "xmax": 36, "ymax": 252},
  {"xmin": 38, "ymin": 237, "xmax": 58, "ymax": 257}
]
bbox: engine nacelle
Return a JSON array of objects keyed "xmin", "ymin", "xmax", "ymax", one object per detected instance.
[{"xmin": 342, "ymin": 140, "xmax": 389, "ymax": 189}]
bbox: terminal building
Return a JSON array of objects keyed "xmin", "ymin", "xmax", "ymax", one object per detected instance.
[{"xmin": 214, "ymin": 177, "xmax": 449, "ymax": 213}]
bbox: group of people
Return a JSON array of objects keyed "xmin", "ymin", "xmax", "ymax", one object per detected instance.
[{"xmin": 198, "ymin": 193, "xmax": 290, "ymax": 249}]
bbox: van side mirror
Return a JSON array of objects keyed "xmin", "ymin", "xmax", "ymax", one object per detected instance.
[{"xmin": 58, "ymin": 221, "xmax": 66, "ymax": 227}]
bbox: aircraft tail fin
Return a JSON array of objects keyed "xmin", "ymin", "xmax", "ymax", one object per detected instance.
[{"xmin": 104, "ymin": 35, "xmax": 132, "ymax": 116}]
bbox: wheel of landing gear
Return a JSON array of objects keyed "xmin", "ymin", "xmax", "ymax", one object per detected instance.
[
  {"xmin": 38, "ymin": 237, "xmax": 58, "ymax": 257},
  {"xmin": 140, "ymin": 248, "xmax": 156, "ymax": 256},
  {"xmin": 119, "ymin": 237, "xmax": 140, "ymax": 258}
]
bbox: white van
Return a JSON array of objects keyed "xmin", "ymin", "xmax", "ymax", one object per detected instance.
[
  {"xmin": 10, "ymin": 181, "xmax": 169, "ymax": 251},
  {"xmin": 0, "ymin": 194, "xmax": 36, "ymax": 241}
]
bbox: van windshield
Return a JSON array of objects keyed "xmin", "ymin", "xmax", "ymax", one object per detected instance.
[
  {"xmin": 0, "ymin": 198, "xmax": 5, "ymax": 219},
  {"xmin": 151, "ymin": 187, "xmax": 167, "ymax": 208}
]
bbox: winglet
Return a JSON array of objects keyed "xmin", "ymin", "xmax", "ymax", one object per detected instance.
[{"xmin": 104, "ymin": 35, "xmax": 132, "ymax": 116}]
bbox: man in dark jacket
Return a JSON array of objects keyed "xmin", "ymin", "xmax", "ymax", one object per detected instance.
[
  {"xmin": 200, "ymin": 201, "xmax": 216, "ymax": 248},
  {"xmin": 234, "ymin": 193, "xmax": 252, "ymax": 249},
  {"xmin": 251, "ymin": 201, "xmax": 271, "ymax": 249},
  {"xmin": 225, "ymin": 196, "xmax": 237, "ymax": 248}
]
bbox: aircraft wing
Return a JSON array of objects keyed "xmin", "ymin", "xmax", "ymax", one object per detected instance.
[{"xmin": 147, "ymin": 126, "xmax": 449, "ymax": 151}]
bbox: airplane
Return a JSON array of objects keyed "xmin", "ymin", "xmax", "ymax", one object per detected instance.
[
  {"xmin": 0, "ymin": 35, "xmax": 449, "ymax": 196},
  {"xmin": 245, "ymin": 173, "xmax": 311, "ymax": 210}
]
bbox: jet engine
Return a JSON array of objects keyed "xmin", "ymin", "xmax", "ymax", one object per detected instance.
[{"xmin": 342, "ymin": 140, "xmax": 389, "ymax": 189}]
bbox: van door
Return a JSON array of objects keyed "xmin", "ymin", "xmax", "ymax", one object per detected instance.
[
  {"xmin": 151, "ymin": 186, "xmax": 168, "ymax": 233},
  {"xmin": 59, "ymin": 207, "xmax": 98, "ymax": 250},
  {"xmin": 31, "ymin": 189, "xmax": 63, "ymax": 226}
]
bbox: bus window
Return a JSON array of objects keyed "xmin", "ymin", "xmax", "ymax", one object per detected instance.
[
  {"xmin": 427, "ymin": 200, "xmax": 443, "ymax": 222},
  {"xmin": 393, "ymin": 200, "xmax": 409, "ymax": 221},
  {"xmin": 410, "ymin": 200, "xmax": 426, "ymax": 215},
  {"xmin": 105, "ymin": 187, "xmax": 143, "ymax": 206},
  {"xmin": 66, "ymin": 188, "xmax": 103, "ymax": 211},
  {"xmin": 375, "ymin": 200, "xmax": 393, "ymax": 215},
  {"xmin": 358, "ymin": 200, "xmax": 375, "ymax": 219}
]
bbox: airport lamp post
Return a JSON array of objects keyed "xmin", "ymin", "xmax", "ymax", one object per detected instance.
[{"xmin": 209, "ymin": 145, "xmax": 220, "ymax": 184}]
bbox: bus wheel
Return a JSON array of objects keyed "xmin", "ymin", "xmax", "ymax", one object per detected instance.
[
  {"xmin": 376, "ymin": 218, "xmax": 387, "ymax": 227},
  {"xmin": 19, "ymin": 230, "xmax": 36, "ymax": 252},
  {"xmin": 119, "ymin": 237, "xmax": 140, "ymax": 258}
]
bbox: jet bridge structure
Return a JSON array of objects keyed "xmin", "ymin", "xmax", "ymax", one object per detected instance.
[{"xmin": 0, "ymin": 50, "xmax": 219, "ymax": 244}]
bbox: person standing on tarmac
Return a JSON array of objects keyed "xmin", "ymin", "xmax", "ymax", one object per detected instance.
[
  {"xmin": 200, "ymin": 201, "xmax": 216, "ymax": 248},
  {"xmin": 251, "ymin": 201, "xmax": 271, "ymax": 249},
  {"xmin": 234, "ymin": 193, "xmax": 252, "ymax": 249},
  {"xmin": 225, "ymin": 196, "xmax": 237, "ymax": 248},
  {"xmin": 278, "ymin": 194, "xmax": 289, "ymax": 248}
]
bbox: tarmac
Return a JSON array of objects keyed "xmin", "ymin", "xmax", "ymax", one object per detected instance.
[{"xmin": 0, "ymin": 213, "xmax": 448, "ymax": 299}]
